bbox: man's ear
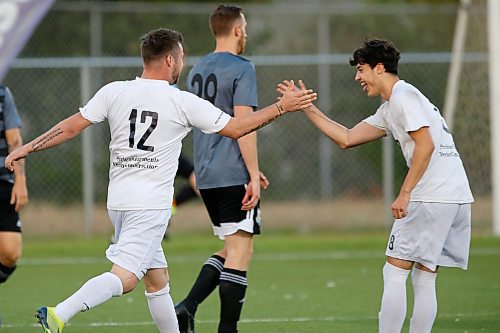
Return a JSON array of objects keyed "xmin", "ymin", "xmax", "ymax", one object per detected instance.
[
  {"xmin": 375, "ymin": 63, "xmax": 385, "ymax": 74},
  {"xmin": 166, "ymin": 54, "xmax": 174, "ymax": 67},
  {"xmin": 234, "ymin": 24, "xmax": 242, "ymax": 37}
]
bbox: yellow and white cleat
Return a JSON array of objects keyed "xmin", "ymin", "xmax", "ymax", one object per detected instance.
[{"xmin": 35, "ymin": 306, "xmax": 64, "ymax": 333}]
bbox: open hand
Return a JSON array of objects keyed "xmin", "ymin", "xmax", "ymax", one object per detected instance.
[{"xmin": 277, "ymin": 80, "xmax": 317, "ymax": 113}]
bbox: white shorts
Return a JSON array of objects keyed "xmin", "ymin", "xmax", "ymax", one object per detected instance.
[
  {"xmin": 212, "ymin": 214, "xmax": 260, "ymax": 240},
  {"xmin": 106, "ymin": 209, "xmax": 171, "ymax": 279},
  {"xmin": 385, "ymin": 202, "xmax": 471, "ymax": 271}
]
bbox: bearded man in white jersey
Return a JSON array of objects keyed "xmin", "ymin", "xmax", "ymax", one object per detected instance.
[
  {"xmin": 5, "ymin": 28, "xmax": 316, "ymax": 333},
  {"xmin": 279, "ymin": 38, "xmax": 473, "ymax": 333}
]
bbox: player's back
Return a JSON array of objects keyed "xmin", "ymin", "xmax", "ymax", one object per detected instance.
[
  {"xmin": 81, "ymin": 78, "xmax": 192, "ymax": 210},
  {"xmin": 187, "ymin": 52, "xmax": 258, "ymax": 189}
]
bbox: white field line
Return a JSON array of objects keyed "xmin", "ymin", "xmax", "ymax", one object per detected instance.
[
  {"xmin": 18, "ymin": 247, "xmax": 500, "ymax": 266},
  {"xmin": 2, "ymin": 311, "xmax": 499, "ymax": 329}
]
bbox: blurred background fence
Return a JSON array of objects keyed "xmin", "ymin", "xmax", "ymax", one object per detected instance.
[{"xmin": 4, "ymin": 0, "xmax": 492, "ymax": 235}]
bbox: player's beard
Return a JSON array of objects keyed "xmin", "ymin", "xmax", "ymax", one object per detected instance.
[
  {"xmin": 171, "ymin": 74, "xmax": 179, "ymax": 85},
  {"xmin": 237, "ymin": 36, "xmax": 246, "ymax": 55},
  {"xmin": 171, "ymin": 64, "xmax": 181, "ymax": 84}
]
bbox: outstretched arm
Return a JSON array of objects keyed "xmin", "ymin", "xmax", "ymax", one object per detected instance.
[
  {"xmin": 5, "ymin": 112, "xmax": 92, "ymax": 171},
  {"xmin": 219, "ymin": 81, "xmax": 317, "ymax": 139},
  {"xmin": 277, "ymin": 80, "xmax": 385, "ymax": 148}
]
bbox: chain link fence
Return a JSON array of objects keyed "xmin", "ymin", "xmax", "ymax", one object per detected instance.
[{"xmin": 4, "ymin": 1, "xmax": 492, "ymax": 235}]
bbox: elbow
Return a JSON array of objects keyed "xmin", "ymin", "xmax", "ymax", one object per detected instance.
[
  {"xmin": 338, "ymin": 139, "xmax": 356, "ymax": 149},
  {"xmin": 219, "ymin": 127, "xmax": 242, "ymax": 140},
  {"xmin": 338, "ymin": 142, "xmax": 350, "ymax": 149},
  {"xmin": 229, "ymin": 131, "xmax": 242, "ymax": 140},
  {"xmin": 426, "ymin": 141, "xmax": 435, "ymax": 156}
]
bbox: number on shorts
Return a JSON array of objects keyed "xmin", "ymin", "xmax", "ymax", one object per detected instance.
[{"xmin": 388, "ymin": 235, "xmax": 395, "ymax": 250}]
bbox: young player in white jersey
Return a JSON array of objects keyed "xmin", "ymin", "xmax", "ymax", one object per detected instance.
[
  {"xmin": 278, "ymin": 38, "xmax": 473, "ymax": 333},
  {"xmin": 4, "ymin": 28, "xmax": 317, "ymax": 333}
]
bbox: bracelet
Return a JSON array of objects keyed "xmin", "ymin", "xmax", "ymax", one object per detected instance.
[{"xmin": 275, "ymin": 103, "xmax": 284, "ymax": 116}]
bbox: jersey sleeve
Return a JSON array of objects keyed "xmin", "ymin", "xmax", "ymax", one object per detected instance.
[
  {"xmin": 2, "ymin": 87, "xmax": 21, "ymax": 129},
  {"xmin": 79, "ymin": 83, "xmax": 116, "ymax": 123},
  {"xmin": 392, "ymin": 91, "xmax": 430, "ymax": 132},
  {"xmin": 363, "ymin": 106, "xmax": 387, "ymax": 132},
  {"xmin": 180, "ymin": 91, "xmax": 231, "ymax": 134},
  {"xmin": 233, "ymin": 62, "xmax": 258, "ymax": 109}
]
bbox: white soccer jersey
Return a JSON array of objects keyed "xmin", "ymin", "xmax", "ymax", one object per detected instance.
[
  {"xmin": 80, "ymin": 77, "xmax": 230, "ymax": 210},
  {"xmin": 363, "ymin": 80, "xmax": 474, "ymax": 203}
]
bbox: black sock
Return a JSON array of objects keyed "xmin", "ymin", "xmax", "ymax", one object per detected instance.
[
  {"xmin": 218, "ymin": 268, "xmax": 247, "ymax": 333},
  {"xmin": 184, "ymin": 255, "xmax": 225, "ymax": 314},
  {"xmin": 0, "ymin": 262, "xmax": 16, "ymax": 284},
  {"xmin": 175, "ymin": 185, "xmax": 197, "ymax": 206}
]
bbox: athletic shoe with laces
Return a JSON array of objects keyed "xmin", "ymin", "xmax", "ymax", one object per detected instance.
[
  {"xmin": 175, "ymin": 301, "xmax": 195, "ymax": 333},
  {"xmin": 35, "ymin": 306, "xmax": 64, "ymax": 333}
]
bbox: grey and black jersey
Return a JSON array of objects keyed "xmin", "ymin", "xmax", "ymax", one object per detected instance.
[
  {"xmin": 187, "ymin": 52, "xmax": 258, "ymax": 189},
  {"xmin": 0, "ymin": 86, "xmax": 22, "ymax": 183}
]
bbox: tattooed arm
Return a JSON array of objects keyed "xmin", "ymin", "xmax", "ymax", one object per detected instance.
[
  {"xmin": 218, "ymin": 81, "xmax": 317, "ymax": 139},
  {"xmin": 4, "ymin": 113, "xmax": 92, "ymax": 171}
]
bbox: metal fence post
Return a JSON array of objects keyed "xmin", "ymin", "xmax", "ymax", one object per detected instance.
[
  {"xmin": 317, "ymin": 14, "xmax": 333, "ymax": 199},
  {"xmin": 80, "ymin": 65, "xmax": 94, "ymax": 236}
]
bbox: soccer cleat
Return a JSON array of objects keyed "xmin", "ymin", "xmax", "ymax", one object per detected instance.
[
  {"xmin": 35, "ymin": 306, "xmax": 64, "ymax": 333},
  {"xmin": 175, "ymin": 301, "xmax": 195, "ymax": 333}
]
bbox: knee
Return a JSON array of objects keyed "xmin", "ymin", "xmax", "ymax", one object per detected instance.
[
  {"xmin": 112, "ymin": 271, "xmax": 139, "ymax": 294},
  {"xmin": 145, "ymin": 283, "xmax": 170, "ymax": 299},
  {"xmin": 121, "ymin": 275, "xmax": 139, "ymax": 294},
  {"xmin": 247, "ymin": 243, "xmax": 254, "ymax": 259},
  {"xmin": 0, "ymin": 249, "xmax": 21, "ymax": 267},
  {"xmin": 244, "ymin": 247, "xmax": 253, "ymax": 264},
  {"xmin": 143, "ymin": 268, "xmax": 169, "ymax": 293}
]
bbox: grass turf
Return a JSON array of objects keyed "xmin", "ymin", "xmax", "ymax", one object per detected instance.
[{"xmin": 1, "ymin": 232, "xmax": 499, "ymax": 332}]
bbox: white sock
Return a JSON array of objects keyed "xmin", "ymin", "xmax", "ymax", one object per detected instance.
[
  {"xmin": 54, "ymin": 272, "xmax": 123, "ymax": 323},
  {"xmin": 379, "ymin": 262, "xmax": 410, "ymax": 333},
  {"xmin": 145, "ymin": 284, "xmax": 179, "ymax": 333},
  {"xmin": 409, "ymin": 268, "xmax": 437, "ymax": 333}
]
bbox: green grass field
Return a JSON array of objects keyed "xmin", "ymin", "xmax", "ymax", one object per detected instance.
[{"xmin": 1, "ymin": 232, "xmax": 499, "ymax": 332}]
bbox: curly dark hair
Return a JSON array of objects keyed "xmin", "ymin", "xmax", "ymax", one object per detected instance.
[{"xmin": 349, "ymin": 38, "xmax": 401, "ymax": 75}]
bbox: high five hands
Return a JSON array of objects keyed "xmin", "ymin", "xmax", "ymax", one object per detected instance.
[
  {"xmin": 277, "ymin": 80, "xmax": 309, "ymax": 97},
  {"xmin": 278, "ymin": 80, "xmax": 316, "ymax": 112}
]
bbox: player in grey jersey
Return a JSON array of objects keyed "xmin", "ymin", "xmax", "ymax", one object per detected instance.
[
  {"xmin": 0, "ymin": 85, "xmax": 28, "ymax": 326},
  {"xmin": 5, "ymin": 28, "xmax": 316, "ymax": 333},
  {"xmin": 279, "ymin": 39, "xmax": 473, "ymax": 333},
  {"xmin": 175, "ymin": 5, "xmax": 268, "ymax": 333}
]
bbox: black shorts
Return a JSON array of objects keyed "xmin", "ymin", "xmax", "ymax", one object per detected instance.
[
  {"xmin": 200, "ymin": 185, "xmax": 261, "ymax": 235},
  {"xmin": 176, "ymin": 155, "xmax": 194, "ymax": 179},
  {"xmin": 0, "ymin": 180, "xmax": 21, "ymax": 233}
]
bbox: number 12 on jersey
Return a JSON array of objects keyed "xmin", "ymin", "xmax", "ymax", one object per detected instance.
[{"xmin": 128, "ymin": 109, "xmax": 158, "ymax": 152}]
